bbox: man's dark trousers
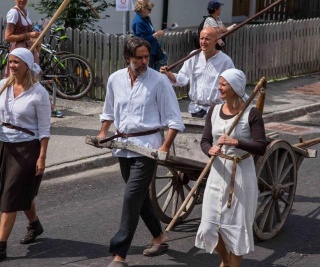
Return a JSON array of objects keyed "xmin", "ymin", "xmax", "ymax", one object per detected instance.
[{"xmin": 109, "ymin": 156, "xmax": 163, "ymax": 259}]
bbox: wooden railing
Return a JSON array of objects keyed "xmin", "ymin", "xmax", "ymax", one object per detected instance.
[{"xmin": 1, "ymin": 18, "xmax": 319, "ymax": 100}]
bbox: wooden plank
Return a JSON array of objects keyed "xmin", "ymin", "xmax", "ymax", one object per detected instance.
[
  {"xmin": 79, "ymin": 29, "xmax": 87, "ymax": 59},
  {"xmin": 66, "ymin": 27, "xmax": 75, "ymax": 53},
  {"xmin": 72, "ymin": 29, "xmax": 81, "ymax": 55},
  {"xmin": 102, "ymin": 33, "xmax": 110, "ymax": 100},
  {"xmin": 118, "ymin": 35, "xmax": 126, "ymax": 69},
  {"xmin": 94, "ymin": 32, "xmax": 103, "ymax": 99},
  {"xmin": 109, "ymin": 34, "xmax": 118, "ymax": 74}
]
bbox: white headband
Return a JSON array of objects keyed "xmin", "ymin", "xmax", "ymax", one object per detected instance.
[
  {"xmin": 220, "ymin": 68, "xmax": 248, "ymax": 101},
  {"xmin": 9, "ymin": 48, "xmax": 41, "ymax": 75}
]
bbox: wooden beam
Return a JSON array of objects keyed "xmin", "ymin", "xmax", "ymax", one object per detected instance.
[{"xmin": 30, "ymin": 0, "xmax": 72, "ymax": 52}]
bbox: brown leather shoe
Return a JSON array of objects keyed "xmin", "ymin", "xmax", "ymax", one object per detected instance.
[
  {"xmin": 107, "ymin": 260, "xmax": 129, "ymax": 267},
  {"xmin": 20, "ymin": 218, "xmax": 44, "ymax": 244},
  {"xmin": 143, "ymin": 243, "xmax": 169, "ymax": 256}
]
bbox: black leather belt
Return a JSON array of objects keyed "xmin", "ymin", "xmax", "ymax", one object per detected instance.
[
  {"xmin": 1, "ymin": 122, "xmax": 35, "ymax": 136},
  {"xmin": 99, "ymin": 129, "xmax": 159, "ymax": 144}
]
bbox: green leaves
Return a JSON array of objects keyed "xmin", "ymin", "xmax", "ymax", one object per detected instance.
[{"xmin": 29, "ymin": 0, "xmax": 115, "ymax": 32}]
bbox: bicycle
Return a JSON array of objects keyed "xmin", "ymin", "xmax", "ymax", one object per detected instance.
[
  {"xmin": 0, "ymin": 42, "xmax": 10, "ymax": 72},
  {"xmin": 40, "ymin": 27, "xmax": 94, "ymax": 100},
  {"xmin": 0, "ymin": 27, "xmax": 94, "ymax": 100}
]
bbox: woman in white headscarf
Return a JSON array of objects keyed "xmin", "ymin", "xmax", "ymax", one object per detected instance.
[
  {"xmin": 195, "ymin": 69, "xmax": 267, "ymax": 267},
  {"xmin": 0, "ymin": 48, "xmax": 51, "ymax": 261}
]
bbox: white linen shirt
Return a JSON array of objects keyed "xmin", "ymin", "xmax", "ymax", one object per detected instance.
[
  {"xmin": 100, "ymin": 67, "xmax": 185, "ymax": 158},
  {"xmin": 172, "ymin": 50, "xmax": 234, "ymax": 113},
  {"xmin": 0, "ymin": 80, "xmax": 51, "ymax": 142},
  {"xmin": 6, "ymin": 7, "xmax": 33, "ymax": 26}
]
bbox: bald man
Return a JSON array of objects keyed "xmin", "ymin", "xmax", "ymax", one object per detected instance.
[{"xmin": 160, "ymin": 27, "xmax": 234, "ymax": 118}]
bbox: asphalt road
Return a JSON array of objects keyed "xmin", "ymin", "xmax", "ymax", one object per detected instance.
[{"xmin": 3, "ymin": 120, "xmax": 320, "ymax": 267}]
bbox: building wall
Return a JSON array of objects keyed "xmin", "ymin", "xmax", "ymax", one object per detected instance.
[{"xmin": 0, "ymin": 0, "xmax": 233, "ymax": 34}]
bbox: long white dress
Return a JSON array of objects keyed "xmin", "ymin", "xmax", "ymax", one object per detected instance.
[{"xmin": 195, "ymin": 104, "xmax": 258, "ymax": 256}]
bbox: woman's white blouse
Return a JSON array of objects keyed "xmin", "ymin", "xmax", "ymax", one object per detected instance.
[{"xmin": 0, "ymin": 80, "xmax": 51, "ymax": 142}]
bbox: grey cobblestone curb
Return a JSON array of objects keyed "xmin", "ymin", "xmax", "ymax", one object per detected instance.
[
  {"xmin": 263, "ymin": 103, "xmax": 320, "ymax": 123},
  {"xmin": 43, "ymin": 103, "xmax": 320, "ymax": 180},
  {"xmin": 43, "ymin": 153, "xmax": 118, "ymax": 180}
]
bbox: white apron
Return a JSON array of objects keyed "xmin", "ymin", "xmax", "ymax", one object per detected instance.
[{"xmin": 195, "ymin": 104, "xmax": 258, "ymax": 256}]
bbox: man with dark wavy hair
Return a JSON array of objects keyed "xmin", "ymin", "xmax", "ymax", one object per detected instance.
[{"xmin": 98, "ymin": 37, "xmax": 184, "ymax": 267}]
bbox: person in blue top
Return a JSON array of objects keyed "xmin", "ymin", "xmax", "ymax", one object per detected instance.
[{"xmin": 131, "ymin": 0, "xmax": 164, "ymax": 70}]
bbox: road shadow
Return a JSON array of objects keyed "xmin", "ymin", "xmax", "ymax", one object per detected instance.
[{"xmin": 7, "ymin": 238, "xmax": 108, "ymax": 260}]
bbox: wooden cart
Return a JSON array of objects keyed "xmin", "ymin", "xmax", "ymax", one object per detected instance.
[{"xmin": 85, "ymin": 130, "xmax": 319, "ymax": 241}]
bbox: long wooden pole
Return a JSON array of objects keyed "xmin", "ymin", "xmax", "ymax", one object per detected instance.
[
  {"xmin": 255, "ymin": 79, "xmax": 267, "ymax": 113},
  {"xmin": 165, "ymin": 77, "xmax": 267, "ymax": 232},
  {"xmin": 293, "ymin": 137, "xmax": 320, "ymax": 149},
  {"xmin": 83, "ymin": 0, "xmax": 100, "ymax": 19},
  {"xmin": 30, "ymin": 0, "xmax": 72, "ymax": 52},
  {"xmin": 167, "ymin": 0, "xmax": 285, "ymax": 71}
]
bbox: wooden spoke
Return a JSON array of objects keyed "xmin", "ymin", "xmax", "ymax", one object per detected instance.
[
  {"xmin": 259, "ymin": 199, "xmax": 274, "ymax": 230},
  {"xmin": 259, "ymin": 190, "xmax": 272, "ymax": 197},
  {"xmin": 150, "ymin": 164, "xmax": 202, "ymax": 224},
  {"xmin": 272, "ymin": 148, "xmax": 279, "ymax": 180},
  {"xmin": 265, "ymin": 158, "xmax": 275, "ymax": 185},
  {"xmin": 258, "ymin": 176, "xmax": 272, "ymax": 189},
  {"xmin": 156, "ymin": 180, "xmax": 172, "ymax": 199},
  {"xmin": 282, "ymin": 181, "xmax": 295, "ymax": 188},
  {"xmin": 254, "ymin": 140, "xmax": 297, "ymax": 241},
  {"xmin": 275, "ymin": 200, "xmax": 282, "ymax": 223},
  {"xmin": 267, "ymin": 201, "xmax": 276, "ymax": 232},
  {"xmin": 162, "ymin": 186, "xmax": 174, "ymax": 213},
  {"xmin": 279, "ymin": 163, "xmax": 293, "ymax": 183},
  {"xmin": 277, "ymin": 150, "xmax": 288, "ymax": 181},
  {"xmin": 279, "ymin": 195, "xmax": 291, "ymax": 206},
  {"xmin": 256, "ymin": 195, "xmax": 272, "ymax": 217},
  {"xmin": 179, "ymin": 186, "xmax": 186, "ymax": 204},
  {"xmin": 172, "ymin": 191, "xmax": 179, "ymax": 217}
]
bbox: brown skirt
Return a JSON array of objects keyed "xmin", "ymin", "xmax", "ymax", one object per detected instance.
[{"xmin": 0, "ymin": 140, "xmax": 42, "ymax": 212}]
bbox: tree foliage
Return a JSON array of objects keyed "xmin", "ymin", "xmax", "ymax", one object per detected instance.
[{"xmin": 30, "ymin": 0, "xmax": 115, "ymax": 32}]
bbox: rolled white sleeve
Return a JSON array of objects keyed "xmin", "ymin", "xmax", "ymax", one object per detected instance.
[{"xmin": 36, "ymin": 89, "xmax": 51, "ymax": 140}]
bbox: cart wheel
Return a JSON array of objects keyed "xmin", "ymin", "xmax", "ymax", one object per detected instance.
[
  {"xmin": 150, "ymin": 163, "xmax": 200, "ymax": 224},
  {"xmin": 254, "ymin": 140, "xmax": 297, "ymax": 241}
]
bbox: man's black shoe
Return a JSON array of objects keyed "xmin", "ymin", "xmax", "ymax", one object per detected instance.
[{"xmin": 20, "ymin": 218, "xmax": 44, "ymax": 244}]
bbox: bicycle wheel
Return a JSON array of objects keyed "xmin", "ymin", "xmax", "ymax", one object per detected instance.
[
  {"xmin": 0, "ymin": 45, "xmax": 9, "ymax": 71},
  {"xmin": 51, "ymin": 54, "xmax": 94, "ymax": 100}
]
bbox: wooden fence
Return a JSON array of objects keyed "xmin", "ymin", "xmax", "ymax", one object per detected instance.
[
  {"xmin": 1, "ymin": 18, "xmax": 319, "ymax": 100},
  {"xmin": 256, "ymin": 0, "xmax": 320, "ymax": 21}
]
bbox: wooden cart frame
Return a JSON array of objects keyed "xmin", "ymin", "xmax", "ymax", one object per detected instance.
[
  {"xmin": 86, "ymin": 133, "xmax": 319, "ymax": 241},
  {"xmin": 86, "ymin": 74, "xmax": 319, "ymax": 241}
]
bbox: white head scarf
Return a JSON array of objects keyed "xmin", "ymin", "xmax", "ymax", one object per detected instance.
[
  {"xmin": 220, "ymin": 68, "xmax": 249, "ymax": 102},
  {"xmin": 9, "ymin": 48, "xmax": 42, "ymax": 75}
]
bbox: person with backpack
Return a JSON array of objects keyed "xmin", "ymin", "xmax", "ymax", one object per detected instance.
[
  {"xmin": 204, "ymin": 1, "xmax": 227, "ymax": 34},
  {"xmin": 196, "ymin": 1, "xmax": 236, "ymax": 51},
  {"xmin": 160, "ymin": 27, "xmax": 234, "ymax": 118}
]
